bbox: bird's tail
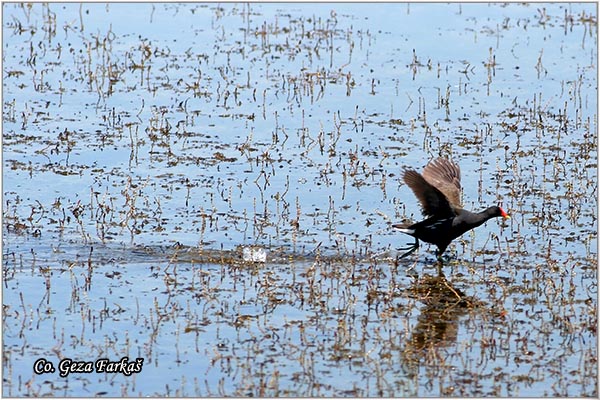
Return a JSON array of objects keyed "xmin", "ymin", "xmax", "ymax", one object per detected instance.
[{"xmin": 392, "ymin": 223, "xmax": 415, "ymax": 235}]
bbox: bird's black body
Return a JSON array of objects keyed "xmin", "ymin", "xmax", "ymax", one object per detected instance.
[{"xmin": 394, "ymin": 158, "xmax": 509, "ymax": 260}]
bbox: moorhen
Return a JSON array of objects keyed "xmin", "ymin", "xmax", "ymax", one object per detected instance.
[{"xmin": 393, "ymin": 157, "xmax": 509, "ymax": 261}]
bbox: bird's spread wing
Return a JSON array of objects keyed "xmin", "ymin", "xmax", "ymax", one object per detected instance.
[
  {"xmin": 421, "ymin": 158, "xmax": 462, "ymax": 209},
  {"xmin": 403, "ymin": 169, "xmax": 455, "ymax": 217}
]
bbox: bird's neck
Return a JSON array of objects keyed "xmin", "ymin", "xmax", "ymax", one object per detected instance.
[
  {"xmin": 458, "ymin": 208, "xmax": 496, "ymax": 227},
  {"xmin": 476, "ymin": 207, "xmax": 499, "ymax": 223}
]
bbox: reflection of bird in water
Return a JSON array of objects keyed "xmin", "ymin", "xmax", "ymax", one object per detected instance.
[
  {"xmin": 393, "ymin": 157, "xmax": 510, "ymax": 261},
  {"xmin": 408, "ymin": 275, "xmax": 466, "ymax": 348},
  {"xmin": 400, "ymin": 273, "xmax": 479, "ymax": 380}
]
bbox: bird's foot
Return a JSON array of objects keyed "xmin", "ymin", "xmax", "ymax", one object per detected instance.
[
  {"xmin": 398, "ymin": 240, "xmax": 419, "ymax": 260},
  {"xmin": 435, "ymin": 252, "xmax": 446, "ymax": 275},
  {"xmin": 435, "ymin": 252, "xmax": 460, "ymax": 266},
  {"xmin": 435, "ymin": 259, "xmax": 444, "ymax": 276}
]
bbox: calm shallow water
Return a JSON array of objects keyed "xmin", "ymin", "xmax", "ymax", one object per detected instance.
[{"xmin": 3, "ymin": 2, "xmax": 597, "ymax": 397}]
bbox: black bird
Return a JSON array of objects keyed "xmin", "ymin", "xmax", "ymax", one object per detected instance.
[{"xmin": 393, "ymin": 157, "xmax": 509, "ymax": 260}]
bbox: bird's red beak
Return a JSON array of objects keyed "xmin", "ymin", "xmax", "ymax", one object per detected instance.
[{"xmin": 500, "ymin": 207, "xmax": 510, "ymax": 219}]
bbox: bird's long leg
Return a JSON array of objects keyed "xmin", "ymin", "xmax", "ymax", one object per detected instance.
[
  {"xmin": 436, "ymin": 260, "xmax": 443, "ymax": 276},
  {"xmin": 398, "ymin": 238, "xmax": 419, "ymax": 259},
  {"xmin": 435, "ymin": 249, "xmax": 444, "ymax": 275}
]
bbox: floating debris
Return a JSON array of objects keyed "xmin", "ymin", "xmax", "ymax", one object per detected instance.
[{"xmin": 242, "ymin": 246, "xmax": 268, "ymax": 263}]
